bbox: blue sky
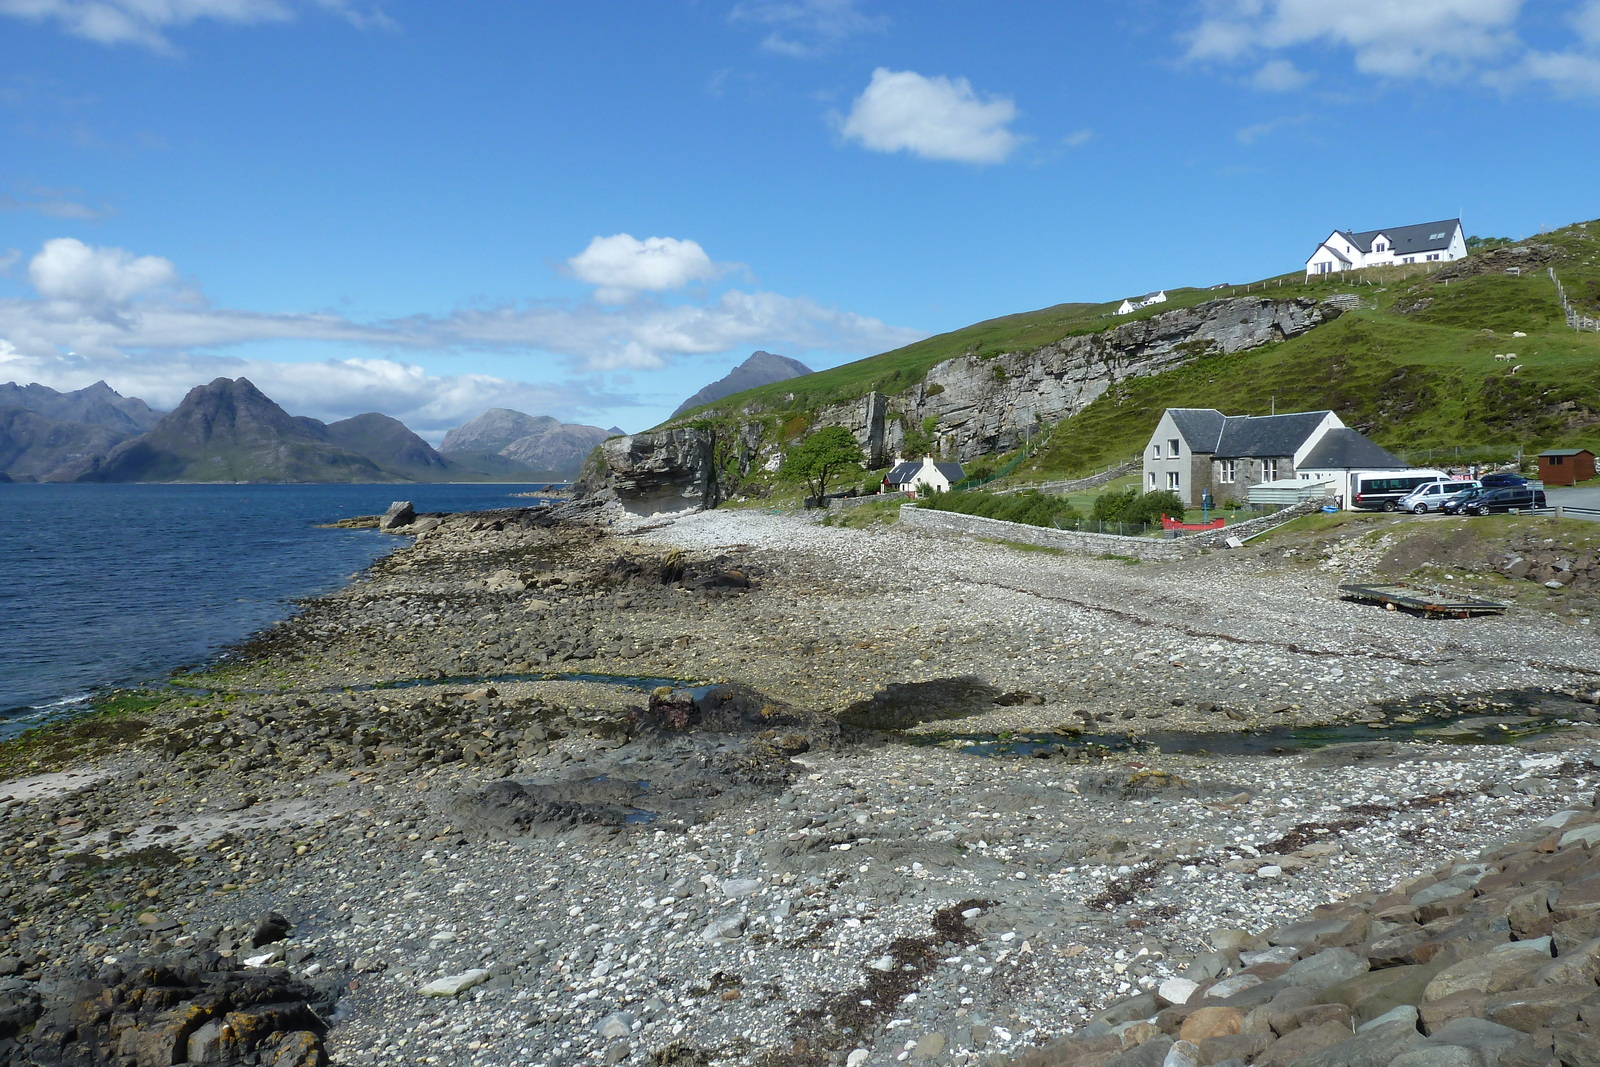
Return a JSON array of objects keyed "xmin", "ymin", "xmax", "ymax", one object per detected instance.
[{"xmin": 1, "ymin": 0, "xmax": 1597, "ymax": 438}]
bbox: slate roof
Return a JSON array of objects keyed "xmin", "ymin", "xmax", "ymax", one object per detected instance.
[
  {"xmin": 1339, "ymin": 219, "xmax": 1460, "ymax": 256},
  {"xmin": 1215, "ymin": 412, "xmax": 1332, "ymax": 459},
  {"xmin": 931, "ymin": 462, "xmax": 964, "ymax": 481},
  {"xmin": 1297, "ymin": 428, "xmax": 1404, "ymax": 470},
  {"xmin": 1166, "ymin": 408, "xmax": 1228, "ymax": 451},
  {"xmin": 886, "ymin": 461, "xmax": 921, "ymax": 484}
]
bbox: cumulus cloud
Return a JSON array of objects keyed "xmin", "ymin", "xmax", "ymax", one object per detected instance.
[
  {"xmin": 729, "ymin": 0, "xmax": 886, "ymax": 57},
  {"xmin": 1183, "ymin": 0, "xmax": 1600, "ymax": 96},
  {"xmin": 566, "ymin": 234, "xmax": 728, "ymax": 304},
  {"xmin": 0, "ymin": 0, "xmax": 389, "ymax": 53},
  {"xmin": 836, "ymin": 68, "xmax": 1021, "ymax": 164},
  {"xmin": 28, "ymin": 238, "xmax": 184, "ymax": 312}
]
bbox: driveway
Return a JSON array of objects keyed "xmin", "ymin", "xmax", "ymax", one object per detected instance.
[{"xmin": 1547, "ymin": 484, "xmax": 1600, "ymax": 519}]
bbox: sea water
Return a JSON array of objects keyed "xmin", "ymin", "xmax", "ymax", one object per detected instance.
[{"xmin": 0, "ymin": 482, "xmax": 551, "ymax": 738}]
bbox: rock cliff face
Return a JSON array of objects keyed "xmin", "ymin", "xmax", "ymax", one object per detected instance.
[
  {"xmin": 583, "ymin": 428, "xmax": 718, "ymax": 514},
  {"xmin": 818, "ymin": 295, "xmax": 1337, "ymax": 461}
]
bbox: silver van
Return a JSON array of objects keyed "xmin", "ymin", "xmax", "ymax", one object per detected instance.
[{"xmin": 1396, "ymin": 479, "xmax": 1480, "ymax": 514}]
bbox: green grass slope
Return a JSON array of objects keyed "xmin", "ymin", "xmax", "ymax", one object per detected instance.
[{"xmin": 1032, "ymin": 221, "xmax": 1600, "ymax": 476}]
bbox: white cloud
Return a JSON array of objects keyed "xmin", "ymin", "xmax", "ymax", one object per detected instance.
[
  {"xmin": 1186, "ymin": 0, "xmax": 1526, "ymax": 78},
  {"xmin": 0, "ymin": 0, "xmax": 389, "ymax": 53},
  {"xmin": 836, "ymin": 68, "xmax": 1021, "ymax": 164},
  {"xmin": 28, "ymin": 238, "xmax": 183, "ymax": 311},
  {"xmin": 1063, "ymin": 129, "xmax": 1094, "ymax": 148},
  {"xmin": 1185, "ymin": 0, "xmax": 1600, "ymax": 96},
  {"xmin": 566, "ymin": 234, "xmax": 727, "ymax": 304},
  {"xmin": 0, "ymin": 237, "xmax": 922, "ymax": 382},
  {"xmin": 1515, "ymin": 48, "xmax": 1600, "ymax": 94},
  {"xmin": 729, "ymin": 0, "xmax": 886, "ymax": 57},
  {"xmin": 1252, "ymin": 58, "xmax": 1313, "ymax": 90}
]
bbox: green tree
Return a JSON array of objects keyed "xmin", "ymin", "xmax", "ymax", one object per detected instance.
[{"xmin": 780, "ymin": 426, "xmax": 866, "ymax": 500}]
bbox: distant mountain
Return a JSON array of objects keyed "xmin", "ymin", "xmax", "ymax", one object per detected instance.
[
  {"xmin": 80, "ymin": 377, "xmax": 396, "ymax": 483},
  {"xmin": 0, "ymin": 380, "xmax": 163, "ymax": 435},
  {"xmin": 671, "ymin": 351, "xmax": 812, "ymax": 417},
  {"xmin": 440, "ymin": 408, "xmax": 618, "ymax": 477},
  {"xmin": 0, "ymin": 381, "xmax": 165, "ymax": 480},
  {"xmin": 319, "ymin": 412, "xmax": 451, "ymax": 480}
]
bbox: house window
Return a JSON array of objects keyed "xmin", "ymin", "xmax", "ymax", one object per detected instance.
[
  {"xmin": 1219, "ymin": 460, "xmax": 1236, "ymax": 484},
  {"xmin": 1148, "ymin": 472, "xmax": 1157, "ymax": 489},
  {"xmin": 1262, "ymin": 459, "xmax": 1279, "ymax": 480},
  {"xmin": 1552, "ymin": 455, "xmax": 1565, "ymax": 465},
  {"xmin": 1168, "ymin": 438, "xmax": 1180, "ymax": 456},
  {"xmin": 1167, "ymin": 471, "xmax": 1180, "ymax": 491},
  {"xmin": 1152, "ymin": 442, "xmax": 1162, "ymax": 459}
]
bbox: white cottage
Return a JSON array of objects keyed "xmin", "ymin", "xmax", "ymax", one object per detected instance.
[
  {"xmin": 1116, "ymin": 290, "xmax": 1168, "ymax": 315},
  {"xmin": 885, "ymin": 456, "xmax": 966, "ymax": 494},
  {"xmin": 1305, "ymin": 218, "xmax": 1466, "ymax": 277}
]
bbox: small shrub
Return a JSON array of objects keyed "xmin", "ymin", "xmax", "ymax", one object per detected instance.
[{"xmin": 925, "ymin": 383, "xmax": 945, "ymax": 397}]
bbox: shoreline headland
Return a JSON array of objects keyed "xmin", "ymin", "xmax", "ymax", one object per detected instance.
[{"xmin": 4, "ymin": 502, "xmax": 1600, "ymax": 1066}]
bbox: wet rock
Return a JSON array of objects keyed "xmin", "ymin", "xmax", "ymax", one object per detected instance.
[{"xmin": 379, "ymin": 500, "xmax": 416, "ymax": 531}]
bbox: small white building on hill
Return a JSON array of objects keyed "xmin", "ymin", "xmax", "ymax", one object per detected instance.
[
  {"xmin": 1305, "ymin": 218, "xmax": 1465, "ymax": 277},
  {"xmin": 1116, "ymin": 290, "xmax": 1167, "ymax": 315}
]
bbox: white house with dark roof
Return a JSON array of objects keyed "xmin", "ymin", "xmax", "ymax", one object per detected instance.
[
  {"xmin": 884, "ymin": 456, "xmax": 965, "ymax": 495},
  {"xmin": 1144, "ymin": 408, "xmax": 1405, "ymax": 507},
  {"xmin": 1305, "ymin": 218, "xmax": 1466, "ymax": 277},
  {"xmin": 1116, "ymin": 290, "xmax": 1168, "ymax": 315}
]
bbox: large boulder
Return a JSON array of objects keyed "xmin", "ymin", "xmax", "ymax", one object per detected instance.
[{"xmin": 587, "ymin": 428, "xmax": 718, "ymax": 514}]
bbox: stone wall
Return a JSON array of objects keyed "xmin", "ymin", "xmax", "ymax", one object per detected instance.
[
  {"xmin": 898, "ymin": 498, "xmax": 1323, "ymax": 559},
  {"xmin": 1017, "ymin": 460, "xmax": 1140, "ymax": 496}
]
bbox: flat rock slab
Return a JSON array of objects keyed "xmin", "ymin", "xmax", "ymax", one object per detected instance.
[{"xmin": 419, "ymin": 969, "xmax": 490, "ymax": 997}]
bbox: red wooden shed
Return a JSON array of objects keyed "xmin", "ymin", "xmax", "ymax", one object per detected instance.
[{"xmin": 1537, "ymin": 448, "xmax": 1596, "ymax": 486}]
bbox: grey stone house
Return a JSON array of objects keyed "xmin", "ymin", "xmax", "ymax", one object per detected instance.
[{"xmin": 1143, "ymin": 408, "xmax": 1403, "ymax": 506}]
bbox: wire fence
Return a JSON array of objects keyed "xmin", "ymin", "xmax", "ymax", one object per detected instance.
[{"xmin": 1551, "ymin": 267, "xmax": 1600, "ymax": 332}]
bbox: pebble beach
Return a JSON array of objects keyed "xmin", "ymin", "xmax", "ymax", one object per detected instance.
[{"xmin": 4, "ymin": 502, "xmax": 1600, "ymax": 1067}]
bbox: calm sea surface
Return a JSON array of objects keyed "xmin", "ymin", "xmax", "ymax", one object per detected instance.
[{"xmin": 0, "ymin": 482, "xmax": 551, "ymax": 738}]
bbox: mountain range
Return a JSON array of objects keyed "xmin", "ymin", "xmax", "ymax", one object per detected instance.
[
  {"xmin": 0, "ymin": 380, "xmax": 603, "ymax": 483},
  {"xmin": 440, "ymin": 409, "xmax": 623, "ymax": 477},
  {"xmin": 0, "ymin": 349, "xmax": 819, "ymax": 483}
]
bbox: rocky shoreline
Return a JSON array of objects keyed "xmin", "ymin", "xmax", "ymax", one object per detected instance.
[{"xmin": 3, "ymin": 502, "xmax": 1599, "ymax": 1066}]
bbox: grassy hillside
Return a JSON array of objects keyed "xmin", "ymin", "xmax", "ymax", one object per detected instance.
[
  {"xmin": 677, "ymin": 277, "xmax": 1369, "ymax": 419},
  {"xmin": 1031, "ymin": 221, "xmax": 1600, "ymax": 476}
]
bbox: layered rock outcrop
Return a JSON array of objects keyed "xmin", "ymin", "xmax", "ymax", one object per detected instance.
[
  {"xmin": 584, "ymin": 427, "xmax": 719, "ymax": 514},
  {"xmin": 817, "ymin": 295, "xmax": 1338, "ymax": 462}
]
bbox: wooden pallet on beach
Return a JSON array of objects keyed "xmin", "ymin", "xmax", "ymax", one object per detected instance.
[{"xmin": 1338, "ymin": 582, "xmax": 1507, "ymax": 618}]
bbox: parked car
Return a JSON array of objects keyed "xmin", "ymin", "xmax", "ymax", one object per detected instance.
[
  {"xmin": 1479, "ymin": 471, "xmax": 1530, "ymax": 488},
  {"xmin": 1396, "ymin": 479, "xmax": 1480, "ymax": 514},
  {"xmin": 1453, "ymin": 485, "xmax": 1548, "ymax": 515}
]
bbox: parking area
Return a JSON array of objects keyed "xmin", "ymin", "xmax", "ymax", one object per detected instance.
[{"xmin": 1548, "ymin": 485, "xmax": 1600, "ymax": 520}]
